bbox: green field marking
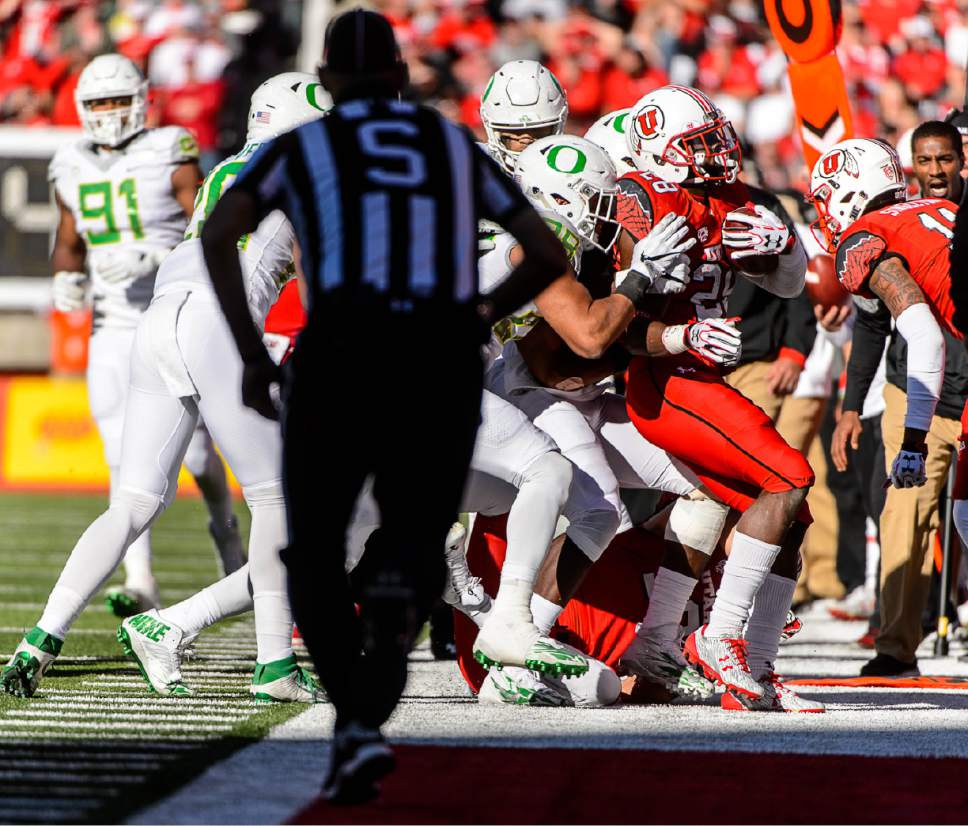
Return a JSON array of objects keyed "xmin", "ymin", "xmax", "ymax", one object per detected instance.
[{"xmin": 0, "ymin": 492, "xmax": 313, "ymax": 824}]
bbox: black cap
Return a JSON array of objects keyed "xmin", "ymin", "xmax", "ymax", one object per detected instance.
[
  {"xmin": 323, "ymin": 9, "xmax": 401, "ymax": 74},
  {"xmin": 945, "ymin": 107, "xmax": 968, "ymax": 135}
]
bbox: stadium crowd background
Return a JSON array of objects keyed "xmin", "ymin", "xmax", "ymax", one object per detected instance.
[{"xmin": 3, "ymin": 0, "xmax": 968, "ymax": 184}]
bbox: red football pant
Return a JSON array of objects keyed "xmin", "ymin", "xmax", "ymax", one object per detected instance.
[{"xmin": 625, "ymin": 357, "xmax": 814, "ymax": 519}]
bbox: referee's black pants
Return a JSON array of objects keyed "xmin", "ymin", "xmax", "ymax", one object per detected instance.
[{"xmin": 280, "ymin": 307, "xmax": 483, "ymax": 732}]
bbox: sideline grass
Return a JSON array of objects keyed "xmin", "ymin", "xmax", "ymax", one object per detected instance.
[{"xmin": 0, "ymin": 491, "xmax": 311, "ymax": 824}]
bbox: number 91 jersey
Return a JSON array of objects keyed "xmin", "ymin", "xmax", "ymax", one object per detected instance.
[
  {"xmin": 834, "ymin": 197, "xmax": 959, "ymax": 336},
  {"xmin": 49, "ymin": 126, "xmax": 198, "ymax": 328}
]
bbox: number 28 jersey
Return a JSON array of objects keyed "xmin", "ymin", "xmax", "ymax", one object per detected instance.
[
  {"xmin": 153, "ymin": 141, "xmax": 295, "ymax": 327},
  {"xmin": 49, "ymin": 126, "xmax": 198, "ymax": 328},
  {"xmin": 834, "ymin": 197, "xmax": 959, "ymax": 336}
]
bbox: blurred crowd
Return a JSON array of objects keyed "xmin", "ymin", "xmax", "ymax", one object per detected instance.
[
  {"xmin": 0, "ymin": 0, "xmax": 299, "ymax": 168},
  {"xmin": 4, "ymin": 0, "xmax": 968, "ymax": 185}
]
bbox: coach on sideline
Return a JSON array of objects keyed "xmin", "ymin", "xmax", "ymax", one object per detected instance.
[{"xmin": 199, "ymin": 8, "xmax": 571, "ymax": 806}]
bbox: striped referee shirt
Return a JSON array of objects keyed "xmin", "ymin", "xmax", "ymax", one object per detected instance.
[{"xmin": 231, "ymin": 98, "xmax": 531, "ymax": 311}]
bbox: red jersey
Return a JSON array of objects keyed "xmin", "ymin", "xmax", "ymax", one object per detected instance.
[
  {"xmin": 616, "ymin": 172, "xmax": 789, "ymax": 327},
  {"xmin": 834, "ymin": 198, "xmax": 958, "ymax": 337}
]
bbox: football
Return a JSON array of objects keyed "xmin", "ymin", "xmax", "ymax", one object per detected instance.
[
  {"xmin": 723, "ymin": 206, "xmax": 780, "ymax": 275},
  {"xmin": 804, "ymin": 253, "xmax": 850, "ymax": 310}
]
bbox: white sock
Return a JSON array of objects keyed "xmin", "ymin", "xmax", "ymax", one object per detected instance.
[
  {"xmin": 160, "ymin": 566, "xmax": 253, "ymax": 639},
  {"xmin": 38, "ymin": 586, "xmax": 87, "ymax": 641},
  {"xmin": 501, "ymin": 453, "xmax": 570, "ymax": 584},
  {"xmin": 706, "ymin": 532, "xmax": 780, "ymax": 638},
  {"xmin": 745, "ymin": 574, "xmax": 796, "ymax": 679},
  {"xmin": 122, "ymin": 531, "xmax": 155, "ymax": 593},
  {"xmin": 865, "ymin": 516, "xmax": 880, "ymax": 596},
  {"xmin": 530, "ymin": 592, "xmax": 563, "ymax": 635},
  {"xmin": 492, "ymin": 577, "xmax": 533, "ymax": 619},
  {"xmin": 639, "ymin": 567, "xmax": 697, "ymax": 643},
  {"xmin": 252, "ymin": 592, "xmax": 293, "ymax": 663}
]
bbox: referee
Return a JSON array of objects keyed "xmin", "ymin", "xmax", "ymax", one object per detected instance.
[{"xmin": 201, "ymin": 9, "xmax": 570, "ymax": 805}]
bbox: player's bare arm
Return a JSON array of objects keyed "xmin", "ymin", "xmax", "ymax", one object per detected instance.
[
  {"xmin": 171, "ymin": 161, "xmax": 202, "ymax": 219},
  {"xmin": 482, "ymin": 208, "xmax": 570, "ymax": 324},
  {"xmin": 868, "ymin": 256, "xmax": 928, "ymax": 318},
  {"xmin": 201, "ymin": 187, "xmax": 280, "ymax": 419}
]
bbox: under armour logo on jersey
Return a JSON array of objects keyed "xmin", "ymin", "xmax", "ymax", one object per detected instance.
[{"xmin": 636, "ymin": 106, "xmax": 663, "ymax": 139}]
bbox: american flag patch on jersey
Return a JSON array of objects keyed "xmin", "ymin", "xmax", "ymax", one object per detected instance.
[{"xmin": 254, "ymin": 111, "xmax": 271, "ymax": 123}]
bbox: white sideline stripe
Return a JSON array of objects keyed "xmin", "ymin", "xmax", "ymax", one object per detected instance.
[
  {"xmin": 3, "ymin": 602, "xmax": 109, "ymax": 613},
  {"xmin": 7, "ymin": 708, "xmax": 250, "ymax": 723},
  {"xmin": 27, "ymin": 702, "xmax": 252, "ymax": 715},
  {"xmin": 0, "ymin": 770, "xmax": 148, "ymax": 784},
  {"xmin": 0, "ymin": 720, "xmax": 232, "ymax": 733},
  {"xmin": 0, "ymin": 798, "xmax": 103, "ymax": 809},
  {"xmin": 5, "ymin": 760, "xmax": 165, "ymax": 772},
  {"xmin": 0, "ymin": 731, "xmax": 218, "ymax": 742},
  {"xmin": 0, "ymin": 628, "xmax": 110, "ymax": 635},
  {"xmin": 37, "ymin": 692, "xmax": 262, "ymax": 707},
  {"xmin": 0, "ymin": 743, "xmax": 197, "ymax": 754}
]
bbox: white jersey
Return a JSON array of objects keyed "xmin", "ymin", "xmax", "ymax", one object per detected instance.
[
  {"xmin": 49, "ymin": 126, "xmax": 198, "ymax": 329},
  {"xmin": 153, "ymin": 141, "xmax": 295, "ymax": 327}
]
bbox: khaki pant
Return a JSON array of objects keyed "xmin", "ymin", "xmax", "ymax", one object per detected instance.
[
  {"xmin": 727, "ymin": 359, "xmax": 836, "ymax": 598},
  {"xmin": 878, "ymin": 382, "xmax": 959, "ymax": 663}
]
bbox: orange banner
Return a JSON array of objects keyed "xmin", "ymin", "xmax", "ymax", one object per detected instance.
[
  {"xmin": 0, "ymin": 376, "xmax": 238, "ymax": 494},
  {"xmin": 763, "ymin": 0, "xmax": 853, "ymax": 170}
]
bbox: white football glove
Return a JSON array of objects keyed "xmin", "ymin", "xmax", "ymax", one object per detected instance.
[
  {"xmin": 889, "ymin": 448, "xmax": 928, "ymax": 489},
  {"xmin": 722, "ymin": 204, "xmax": 790, "ymax": 259},
  {"xmin": 661, "ymin": 317, "xmax": 742, "ymax": 366},
  {"xmin": 95, "ymin": 248, "xmax": 168, "ymax": 284},
  {"xmin": 615, "ymin": 214, "xmax": 696, "ymax": 305},
  {"xmin": 51, "ymin": 270, "xmax": 88, "ymax": 312},
  {"xmin": 262, "ymin": 332, "xmax": 291, "ymax": 366}
]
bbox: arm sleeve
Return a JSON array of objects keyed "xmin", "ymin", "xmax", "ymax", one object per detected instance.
[
  {"xmin": 779, "ymin": 289, "xmax": 817, "ymax": 365},
  {"xmin": 473, "ymin": 142, "xmax": 532, "ymax": 227},
  {"xmin": 230, "ymin": 132, "xmax": 297, "ymax": 223},
  {"xmin": 842, "ymin": 299, "xmax": 892, "ymax": 413},
  {"xmin": 894, "ymin": 302, "xmax": 945, "ymax": 431}
]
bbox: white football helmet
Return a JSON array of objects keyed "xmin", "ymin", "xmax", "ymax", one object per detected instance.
[
  {"xmin": 74, "ymin": 54, "xmax": 148, "ymax": 148},
  {"xmin": 626, "ymin": 85, "xmax": 742, "ymax": 185},
  {"xmin": 584, "ymin": 109, "xmax": 636, "ymax": 177},
  {"xmin": 246, "ymin": 72, "xmax": 331, "ymax": 143},
  {"xmin": 807, "ymin": 138, "xmax": 907, "ymax": 253},
  {"xmin": 481, "ymin": 60, "xmax": 568, "ymax": 173},
  {"xmin": 514, "ymin": 135, "xmax": 619, "ymax": 252}
]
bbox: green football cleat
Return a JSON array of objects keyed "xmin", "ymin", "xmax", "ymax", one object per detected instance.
[
  {"xmin": 1, "ymin": 627, "xmax": 62, "ymax": 698},
  {"xmin": 478, "ymin": 667, "xmax": 569, "ymax": 706},
  {"xmin": 117, "ymin": 610, "xmax": 193, "ymax": 697},
  {"xmin": 250, "ymin": 655, "xmax": 326, "ymax": 703},
  {"xmin": 105, "ymin": 585, "xmax": 160, "ymax": 619}
]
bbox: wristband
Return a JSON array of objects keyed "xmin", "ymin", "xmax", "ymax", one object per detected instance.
[
  {"xmin": 615, "ymin": 268, "xmax": 651, "ymax": 308},
  {"xmin": 661, "ymin": 323, "xmax": 689, "ymax": 355}
]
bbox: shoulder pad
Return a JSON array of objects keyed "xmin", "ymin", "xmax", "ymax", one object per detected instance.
[
  {"xmin": 139, "ymin": 126, "xmax": 200, "ymax": 164},
  {"xmin": 835, "ymin": 228, "xmax": 887, "ymax": 296}
]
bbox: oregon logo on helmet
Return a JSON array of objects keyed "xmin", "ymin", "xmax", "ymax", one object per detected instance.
[
  {"xmin": 305, "ymin": 83, "xmax": 328, "ymax": 111},
  {"xmin": 636, "ymin": 106, "xmax": 663, "ymax": 139},
  {"xmin": 544, "ymin": 144, "xmax": 587, "ymax": 174},
  {"xmin": 611, "ymin": 112, "xmax": 628, "ymax": 134}
]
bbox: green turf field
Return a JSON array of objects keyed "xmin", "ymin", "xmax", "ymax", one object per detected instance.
[{"xmin": 0, "ymin": 492, "xmax": 310, "ymax": 824}]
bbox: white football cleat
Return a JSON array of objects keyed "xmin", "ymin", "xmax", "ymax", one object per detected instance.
[
  {"xmin": 478, "ymin": 666, "xmax": 569, "ymax": 706},
  {"xmin": 118, "ymin": 610, "xmax": 192, "ymax": 696},
  {"xmin": 250, "ymin": 654, "xmax": 326, "ymax": 703},
  {"xmin": 473, "ymin": 609, "xmax": 589, "ymax": 677},
  {"xmin": 619, "ymin": 631, "xmax": 714, "ymax": 702},
  {"xmin": 683, "ymin": 625, "xmax": 763, "ymax": 699},
  {"xmin": 722, "ymin": 671, "xmax": 826, "ymax": 713},
  {"xmin": 441, "ymin": 522, "xmax": 492, "ymax": 612}
]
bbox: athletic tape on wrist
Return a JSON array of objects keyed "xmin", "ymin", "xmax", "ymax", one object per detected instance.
[{"xmin": 661, "ymin": 324, "xmax": 689, "ymax": 356}]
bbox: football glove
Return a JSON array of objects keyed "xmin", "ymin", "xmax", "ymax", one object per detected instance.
[
  {"xmin": 51, "ymin": 270, "xmax": 88, "ymax": 312},
  {"xmin": 615, "ymin": 214, "xmax": 696, "ymax": 306},
  {"xmin": 95, "ymin": 248, "xmax": 168, "ymax": 284},
  {"xmin": 722, "ymin": 204, "xmax": 790, "ymax": 258},
  {"xmin": 661, "ymin": 317, "xmax": 742, "ymax": 366},
  {"xmin": 889, "ymin": 447, "xmax": 928, "ymax": 489}
]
